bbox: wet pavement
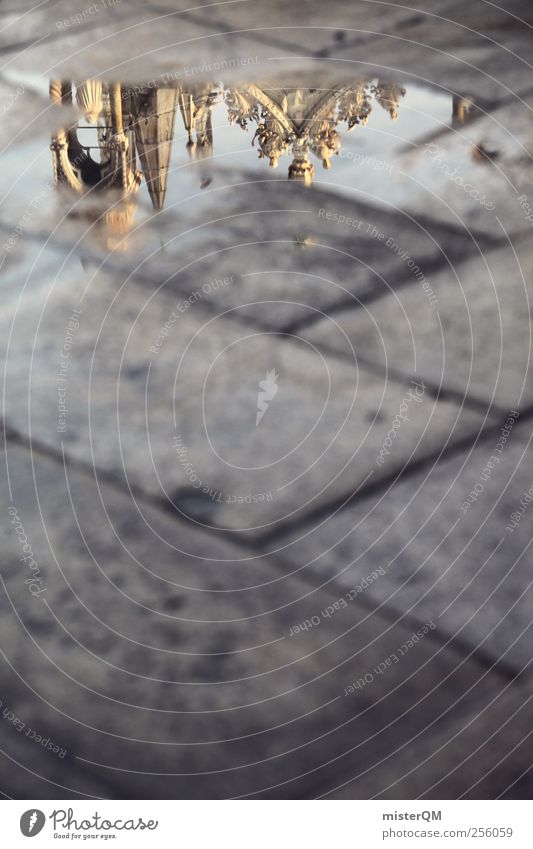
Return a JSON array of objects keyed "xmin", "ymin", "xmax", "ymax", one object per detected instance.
[{"xmin": 1, "ymin": 0, "xmax": 533, "ymax": 799}]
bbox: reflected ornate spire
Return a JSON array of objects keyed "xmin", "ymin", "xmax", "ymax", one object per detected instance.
[{"xmin": 130, "ymin": 84, "xmax": 179, "ymax": 209}]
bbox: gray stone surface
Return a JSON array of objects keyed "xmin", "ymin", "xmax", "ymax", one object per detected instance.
[
  {"xmin": 172, "ymin": 0, "xmax": 456, "ymax": 60},
  {"xmin": 327, "ymin": 685, "xmax": 533, "ymax": 799},
  {"xmin": 304, "ymin": 236, "xmax": 533, "ymax": 411},
  {"xmin": 3, "ymin": 0, "xmax": 533, "ymax": 99},
  {"xmin": 104, "ymin": 175, "xmax": 493, "ymax": 332},
  {"xmin": 0, "ymin": 443, "xmax": 528, "ymax": 799},
  {"xmin": 0, "ymin": 2, "xmax": 322, "ymax": 82},
  {"xmin": 334, "ymin": 0, "xmax": 533, "ymax": 104},
  {"xmin": 274, "ymin": 421, "xmax": 533, "ymax": 674},
  {"xmin": 2, "ymin": 0, "xmax": 533, "ymax": 802},
  {"xmin": 0, "ymin": 260, "xmax": 486, "ymax": 532}
]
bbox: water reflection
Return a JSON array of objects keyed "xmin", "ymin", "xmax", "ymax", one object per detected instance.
[
  {"xmin": 49, "ymin": 78, "xmax": 471, "ymax": 251},
  {"xmin": 50, "ymin": 78, "xmax": 411, "ymax": 199}
]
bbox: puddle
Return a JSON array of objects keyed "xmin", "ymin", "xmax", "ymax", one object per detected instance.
[
  {"xmin": 0, "ymin": 75, "xmax": 493, "ymax": 275},
  {"xmin": 46, "ymin": 77, "xmax": 456, "ymax": 203},
  {"xmin": 1, "ymin": 77, "xmax": 460, "ymax": 214}
]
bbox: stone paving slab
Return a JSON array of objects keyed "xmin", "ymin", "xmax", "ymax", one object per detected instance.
[
  {"xmin": 52, "ymin": 173, "xmax": 495, "ymax": 331},
  {"xmin": 0, "ymin": 258, "xmax": 487, "ymax": 533},
  {"xmin": 273, "ymin": 420, "xmax": 533, "ymax": 675},
  {"xmin": 333, "ymin": 1, "xmax": 533, "ymax": 106},
  {"xmin": 326, "ymin": 685, "xmax": 533, "ymax": 799},
  {"xmin": 0, "ymin": 442, "xmax": 529, "ymax": 798},
  {"xmin": 0, "ymin": 1, "xmax": 323, "ymax": 83},
  {"xmin": 0, "ymin": 0, "xmax": 442, "ymax": 70},
  {"xmin": 0, "ymin": 3, "xmax": 146, "ymax": 61},
  {"xmin": 171, "ymin": 0, "xmax": 455, "ymax": 61},
  {"xmin": 3, "ymin": 0, "xmax": 533, "ymax": 101},
  {"xmin": 303, "ymin": 235, "xmax": 533, "ymax": 411}
]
